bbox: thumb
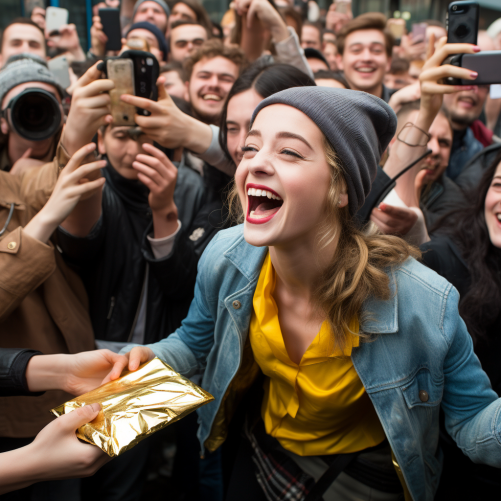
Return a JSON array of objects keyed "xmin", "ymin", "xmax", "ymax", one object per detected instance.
[
  {"xmin": 21, "ymin": 148, "xmax": 33, "ymax": 159},
  {"xmin": 415, "ymin": 169, "xmax": 428, "ymax": 200},
  {"xmin": 59, "ymin": 403, "xmax": 101, "ymax": 431},
  {"xmin": 156, "ymin": 76, "xmax": 168, "ymax": 101}
]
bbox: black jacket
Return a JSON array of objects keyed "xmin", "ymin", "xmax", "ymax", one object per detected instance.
[
  {"xmin": 0, "ymin": 349, "xmax": 42, "ymax": 397},
  {"xmin": 420, "ymin": 233, "xmax": 501, "ymax": 500},
  {"xmin": 57, "ymin": 157, "xmax": 206, "ymax": 343}
]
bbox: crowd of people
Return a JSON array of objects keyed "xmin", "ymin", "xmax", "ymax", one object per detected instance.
[{"xmin": 2, "ymin": 0, "xmax": 501, "ymax": 500}]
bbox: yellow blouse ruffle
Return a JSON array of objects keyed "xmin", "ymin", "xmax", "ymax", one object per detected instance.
[{"xmin": 249, "ymin": 253, "xmax": 385, "ymax": 456}]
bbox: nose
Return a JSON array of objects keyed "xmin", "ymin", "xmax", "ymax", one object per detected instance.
[
  {"xmin": 247, "ymin": 149, "xmax": 275, "ymax": 177},
  {"xmin": 427, "ymin": 136, "xmax": 440, "ymax": 156},
  {"xmin": 207, "ymin": 75, "xmax": 219, "ymax": 88}
]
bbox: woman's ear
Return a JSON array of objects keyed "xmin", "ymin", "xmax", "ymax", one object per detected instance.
[
  {"xmin": 338, "ymin": 191, "xmax": 348, "ymax": 209},
  {"xmin": 97, "ymin": 128, "xmax": 106, "ymax": 155},
  {"xmin": 0, "ymin": 117, "xmax": 9, "ymax": 135}
]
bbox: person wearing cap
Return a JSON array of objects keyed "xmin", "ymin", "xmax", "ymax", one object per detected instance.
[
  {"xmin": 124, "ymin": 21, "xmax": 169, "ymax": 62},
  {"xmin": 132, "ymin": 0, "xmax": 170, "ymax": 36},
  {"xmin": 0, "ymin": 54, "xmax": 64, "ymax": 174},
  {"xmin": 304, "ymin": 47, "xmax": 330, "ymax": 73},
  {"xmin": 105, "ymin": 40, "xmax": 501, "ymax": 501}
]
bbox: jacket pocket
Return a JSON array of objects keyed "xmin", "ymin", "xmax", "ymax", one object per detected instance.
[{"xmin": 401, "ymin": 367, "xmax": 443, "ymax": 409}]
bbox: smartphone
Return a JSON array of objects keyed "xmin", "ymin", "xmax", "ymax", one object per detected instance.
[
  {"xmin": 334, "ymin": 0, "xmax": 351, "ymax": 14},
  {"xmin": 388, "ymin": 21, "xmax": 405, "ymax": 41},
  {"xmin": 120, "ymin": 50, "xmax": 160, "ymax": 116},
  {"xmin": 48, "ymin": 57, "xmax": 71, "ymax": 89},
  {"xmin": 45, "ymin": 6, "xmax": 69, "ymax": 36},
  {"xmin": 444, "ymin": 51, "xmax": 501, "ymax": 85},
  {"xmin": 107, "ymin": 59, "xmax": 136, "ymax": 126},
  {"xmin": 411, "ymin": 23, "xmax": 427, "ymax": 44},
  {"xmin": 99, "ymin": 8, "xmax": 122, "ymax": 51},
  {"xmin": 447, "ymin": 1, "xmax": 479, "ymax": 45}
]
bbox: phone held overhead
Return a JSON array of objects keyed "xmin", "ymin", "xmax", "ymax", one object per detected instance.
[{"xmin": 99, "ymin": 8, "xmax": 122, "ymax": 52}]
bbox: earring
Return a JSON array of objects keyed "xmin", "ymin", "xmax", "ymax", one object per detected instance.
[{"xmin": 337, "ymin": 200, "xmax": 342, "ymax": 205}]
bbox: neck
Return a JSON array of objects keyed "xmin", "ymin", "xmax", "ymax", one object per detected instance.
[
  {"xmin": 451, "ymin": 120, "xmax": 469, "ymax": 132},
  {"xmin": 269, "ymin": 229, "xmax": 339, "ymax": 298},
  {"xmin": 349, "ymin": 80, "xmax": 383, "ymax": 99}
]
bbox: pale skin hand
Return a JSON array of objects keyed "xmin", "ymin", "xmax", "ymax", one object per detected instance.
[
  {"xmin": 25, "ymin": 349, "xmax": 125, "ymax": 395},
  {"xmin": 325, "ymin": 3, "xmax": 353, "ymax": 34},
  {"xmin": 8, "ymin": 148, "xmax": 45, "ymax": 177},
  {"xmin": 0, "ymin": 404, "xmax": 110, "ymax": 495},
  {"xmin": 46, "ymin": 24, "xmax": 86, "ymax": 61},
  {"xmin": 120, "ymin": 80, "xmax": 213, "ymax": 154},
  {"xmin": 384, "ymin": 36, "xmax": 481, "ymax": 207},
  {"xmin": 90, "ymin": 15, "xmax": 108, "ymax": 57},
  {"xmin": 370, "ymin": 203, "xmax": 418, "ymax": 236},
  {"xmin": 388, "ymin": 81, "xmax": 421, "ymax": 114},
  {"xmin": 61, "ymin": 63, "xmax": 114, "ymax": 157},
  {"xmin": 133, "ymin": 143, "xmax": 179, "ymax": 239},
  {"xmin": 23, "ymin": 144, "xmax": 106, "ymax": 244},
  {"xmin": 103, "ymin": 346, "xmax": 155, "ymax": 384}
]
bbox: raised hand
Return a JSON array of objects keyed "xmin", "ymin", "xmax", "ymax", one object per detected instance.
[
  {"xmin": 23, "ymin": 143, "xmax": 106, "ymax": 243},
  {"xmin": 62, "ymin": 63, "xmax": 114, "ymax": 156},
  {"xmin": 90, "ymin": 15, "xmax": 108, "ymax": 57},
  {"xmin": 102, "ymin": 346, "xmax": 156, "ymax": 384}
]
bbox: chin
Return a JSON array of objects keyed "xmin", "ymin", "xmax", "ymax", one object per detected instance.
[{"xmin": 243, "ymin": 224, "xmax": 279, "ymax": 248}]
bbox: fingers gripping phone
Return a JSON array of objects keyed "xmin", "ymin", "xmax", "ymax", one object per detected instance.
[
  {"xmin": 104, "ymin": 51, "xmax": 160, "ymax": 124},
  {"xmin": 107, "ymin": 59, "xmax": 136, "ymax": 126},
  {"xmin": 46, "ymin": 7, "xmax": 69, "ymax": 36},
  {"xmin": 447, "ymin": 1, "xmax": 479, "ymax": 45}
]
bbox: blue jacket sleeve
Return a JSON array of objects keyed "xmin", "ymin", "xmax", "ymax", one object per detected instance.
[{"xmin": 441, "ymin": 286, "xmax": 501, "ymax": 466}]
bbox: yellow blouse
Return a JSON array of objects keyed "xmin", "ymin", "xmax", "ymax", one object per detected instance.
[{"xmin": 249, "ymin": 253, "xmax": 385, "ymax": 456}]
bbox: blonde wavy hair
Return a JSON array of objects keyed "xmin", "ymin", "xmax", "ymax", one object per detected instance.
[{"xmin": 228, "ymin": 137, "xmax": 420, "ymax": 351}]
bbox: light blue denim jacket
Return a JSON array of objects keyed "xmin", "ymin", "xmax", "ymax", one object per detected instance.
[{"xmin": 126, "ymin": 225, "xmax": 501, "ymax": 501}]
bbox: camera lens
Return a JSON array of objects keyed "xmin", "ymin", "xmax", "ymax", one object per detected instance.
[
  {"xmin": 452, "ymin": 5, "xmax": 457, "ymax": 10},
  {"xmin": 455, "ymin": 24, "xmax": 470, "ymax": 39},
  {"xmin": 8, "ymin": 88, "xmax": 62, "ymax": 141}
]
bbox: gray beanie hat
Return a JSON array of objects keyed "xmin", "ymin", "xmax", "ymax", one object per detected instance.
[
  {"xmin": 133, "ymin": 0, "xmax": 170, "ymax": 20},
  {"xmin": 0, "ymin": 54, "xmax": 64, "ymax": 107},
  {"xmin": 251, "ymin": 87, "xmax": 397, "ymax": 215}
]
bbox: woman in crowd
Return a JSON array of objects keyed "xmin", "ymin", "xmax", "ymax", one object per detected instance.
[
  {"xmin": 106, "ymin": 41, "xmax": 501, "ymax": 501},
  {"xmin": 421, "ymin": 150, "xmax": 501, "ymax": 500}
]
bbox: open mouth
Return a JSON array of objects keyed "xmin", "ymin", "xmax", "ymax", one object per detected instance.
[
  {"xmin": 355, "ymin": 66, "xmax": 376, "ymax": 74},
  {"xmin": 458, "ymin": 96, "xmax": 476, "ymax": 107},
  {"xmin": 246, "ymin": 184, "xmax": 283, "ymax": 224},
  {"xmin": 202, "ymin": 93, "xmax": 222, "ymax": 101},
  {"xmin": 496, "ymin": 213, "xmax": 501, "ymax": 223}
]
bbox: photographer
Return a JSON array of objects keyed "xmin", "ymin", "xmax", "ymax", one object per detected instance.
[{"xmin": 0, "ymin": 55, "xmax": 64, "ymax": 175}]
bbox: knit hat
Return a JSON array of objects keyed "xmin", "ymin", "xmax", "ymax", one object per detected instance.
[
  {"xmin": 251, "ymin": 87, "xmax": 397, "ymax": 215},
  {"xmin": 0, "ymin": 54, "xmax": 65, "ymax": 107},
  {"xmin": 132, "ymin": 0, "xmax": 170, "ymax": 20},
  {"xmin": 126, "ymin": 21, "xmax": 169, "ymax": 61}
]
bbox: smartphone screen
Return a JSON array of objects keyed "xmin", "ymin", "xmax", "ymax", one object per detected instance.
[
  {"xmin": 99, "ymin": 8, "xmax": 122, "ymax": 51},
  {"xmin": 335, "ymin": 0, "xmax": 351, "ymax": 14},
  {"xmin": 107, "ymin": 59, "xmax": 136, "ymax": 126},
  {"xmin": 45, "ymin": 7, "xmax": 69, "ymax": 36},
  {"xmin": 411, "ymin": 23, "xmax": 427, "ymax": 44}
]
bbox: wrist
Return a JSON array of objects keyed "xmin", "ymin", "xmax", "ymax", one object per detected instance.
[
  {"xmin": 271, "ymin": 22, "xmax": 290, "ymax": 44},
  {"xmin": 70, "ymin": 46, "xmax": 86, "ymax": 62},
  {"xmin": 152, "ymin": 203, "xmax": 179, "ymax": 239},
  {"xmin": 26, "ymin": 354, "xmax": 68, "ymax": 392}
]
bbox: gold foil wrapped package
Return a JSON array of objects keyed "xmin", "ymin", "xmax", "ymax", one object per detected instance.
[{"xmin": 51, "ymin": 358, "xmax": 214, "ymax": 457}]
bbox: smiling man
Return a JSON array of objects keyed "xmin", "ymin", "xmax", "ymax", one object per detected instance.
[
  {"xmin": 442, "ymin": 85, "xmax": 489, "ymax": 180},
  {"xmin": 184, "ymin": 40, "xmax": 246, "ymax": 125},
  {"xmin": 336, "ymin": 13, "xmax": 394, "ymax": 102},
  {"xmin": 0, "ymin": 18, "xmax": 46, "ymax": 67},
  {"xmin": 169, "ymin": 20, "xmax": 208, "ymax": 62}
]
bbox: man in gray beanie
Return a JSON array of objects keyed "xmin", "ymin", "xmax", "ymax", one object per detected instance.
[
  {"xmin": 0, "ymin": 54, "xmax": 65, "ymax": 173},
  {"xmin": 133, "ymin": 0, "xmax": 170, "ymax": 35},
  {"xmin": 251, "ymin": 86, "xmax": 397, "ymax": 216}
]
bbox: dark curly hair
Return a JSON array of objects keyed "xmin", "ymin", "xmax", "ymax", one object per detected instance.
[{"xmin": 436, "ymin": 149, "xmax": 501, "ymax": 343}]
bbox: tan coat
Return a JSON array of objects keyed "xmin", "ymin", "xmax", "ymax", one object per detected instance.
[{"xmin": 0, "ymin": 145, "xmax": 94, "ymax": 438}]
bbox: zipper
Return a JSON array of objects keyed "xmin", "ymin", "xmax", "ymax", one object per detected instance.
[{"xmin": 107, "ymin": 296, "xmax": 116, "ymax": 320}]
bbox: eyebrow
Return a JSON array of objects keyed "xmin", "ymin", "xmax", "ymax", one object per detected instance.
[
  {"xmin": 348, "ymin": 41, "xmax": 385, "ymax": 48},
  {"xmin": 175, "ymin": 37, "xmax": 205, "ymax": 44},
  {"xmin": 196, "ymin": 70, "xmax": 235, "ymax": 79},
  {"xmin": 245, "ymin": 130, "xmax": 313, "ymax": 151}
]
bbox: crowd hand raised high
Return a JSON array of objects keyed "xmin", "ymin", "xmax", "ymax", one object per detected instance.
[
  {"xmin": 233, "ymin": 0, "xmax": 289, "ymax": 43},
  {"xmin": 388, "ymin": 81, "xmax": 421, "ymax": 114},
  {"xmin": 90, "ymin": 15, "xmax": 108, "ymax": 57},
  {"xmin": 25, "ymin": 349, "xmax": 125, "ymax": 396},
  {"xmin": 399, "ymin": 33, "xmax": 426, "ymax": 61},
  {"xmin": 61, "ymin": 62, "xmax": 114, "ymax": 157},
  {"xmin": 325, "ymin": 3, "xmax": 353, "ymax": 34},
  {"xmin": 46, "ymin": 24, "xmax": 86, "ymax": 61},
  {"xmin": 23, "ymin": 144, "xmax": 106, "ymax": 244},
  {"xmin": 120, "ymin": 79, "xmax": 213, "ymax": 154},
  {"xmin": 0, "ymin": 404, "xmax": 110, "ymax": 495},
  {"xmin": 103, "ymin": 346, "xmax": 156, "ymax": 384},
  {"xmin": 133, "ymin": 143, "xmax": 179, "ymax": 238},
  {"xmin": 370, "ymin": 203, "xmax": 418, "ymax": 236}
]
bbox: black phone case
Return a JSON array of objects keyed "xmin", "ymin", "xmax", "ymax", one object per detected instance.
[
  {"xmin": 447, "ymin": 1, "xmax": 479, "ymax": 45},
  {"xmin": 99, "ymin": 8, "xmax": 122, "ymax": 51},
  {"xmin": 444, "ymin": 51, "xmax": 501, "ymax": 86}
]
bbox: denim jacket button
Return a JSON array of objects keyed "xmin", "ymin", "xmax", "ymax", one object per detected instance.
[
  {"xmin": 419, "ymin": 390, "xmax": 429, "ymax": 403},
  {"xmin": 232, "ymin": 300, "xmax": 241, "ymax": 310}
]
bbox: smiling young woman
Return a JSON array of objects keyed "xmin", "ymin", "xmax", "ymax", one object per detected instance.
[{"xmin": 107, "ymin": 87, "xmax": 501, "ymax": 501}]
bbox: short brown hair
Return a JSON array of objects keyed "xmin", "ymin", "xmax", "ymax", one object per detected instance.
[
  {"xmin": 170, "ymin": 19, "xmax": 211, "ymax": 38},
  {"xmin": 183, "ymin": 39, "xmax": 247, "ymax": 80},
  {"xmin": 389, "ymin": 57, "xmax": 410, "ymax": 75},
  {"xmin": 160, "ymin": 61, "xmax": 187, "ymax": 81},
  {"xmin": 0, "ymin": 18, "xmax": 45, "ymax": 53},
  {"xmin": 336, "ymin": 13, "xmax": 394, "ymax": 59}
]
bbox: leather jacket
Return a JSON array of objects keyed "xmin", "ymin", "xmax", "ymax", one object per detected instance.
[
  {"xmin": 0, "ymin": 349, "xmax": 42, "ymax": 397},
  {"xmin": 57, "ymin": 155, "xmax": 206, "ymax": 343}
]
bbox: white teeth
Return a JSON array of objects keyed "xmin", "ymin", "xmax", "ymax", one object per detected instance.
[
  {"xmin": 497, "ymin": 214, "xmax": 501, "ymax": 221},
  {"xmin": 356, "ymin": 67, "xmax": 375, "ymax": 73},
  {"xmin": 203, "ymin": 94, "xmax": 221, "ymax": 101},
  {"xmin": 246, "ymin": 187, "xmax": 283, "ymax": 200}
]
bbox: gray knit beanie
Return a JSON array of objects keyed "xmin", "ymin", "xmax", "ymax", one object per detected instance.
[
  {"xmin": 133, "ymin": 0, "xmax": 170, "ymax": 20},
  {"xmin": 0, "ymin": 54, "xmax": 64, "ymax": 107},
  {"xmin": 251, "ymin": 87, "xmax": 397, "ymax": 215}
]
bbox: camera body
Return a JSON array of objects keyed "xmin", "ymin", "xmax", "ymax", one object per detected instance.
[
  {"xmin": 1, "ymin": 88, "xmax": 62, "ymax": 141},
  {"xmin": 443, "ymin": 52, "xmax": 501, "ymax": 86},
  {"xmin": 447, "ymin": 1, "xmax": 479, "ymax": 45}
]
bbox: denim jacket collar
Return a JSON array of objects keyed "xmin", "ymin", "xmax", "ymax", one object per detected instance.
[{"xmin": 223, "ymin": 232, "xmax": 399, "ymax": 335}]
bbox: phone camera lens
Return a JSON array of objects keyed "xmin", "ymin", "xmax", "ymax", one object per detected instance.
[
  {"xmin": 452, "ymin": 5, "xmax": 457, "ymax": 10},
  {"xmin": 141, "ymin": 67, "xmax": 146, "ymax": 73},
  {"xmin": 123, "ymin": 115, "xmax": 129, "ymax": 121},
  {"xmin": 455, "ymin": 24, "xmax": 470, "ymax": 39}
]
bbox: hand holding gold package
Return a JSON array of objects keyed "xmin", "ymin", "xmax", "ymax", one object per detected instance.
[{"xmin": 51, "ymin": 358, "xmax": 214, "ymax": 457}]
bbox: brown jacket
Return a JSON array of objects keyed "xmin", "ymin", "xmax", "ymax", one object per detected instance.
[{"xmin": 0, "ymin": 146, "xmax": 94, "ymax": 438}]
